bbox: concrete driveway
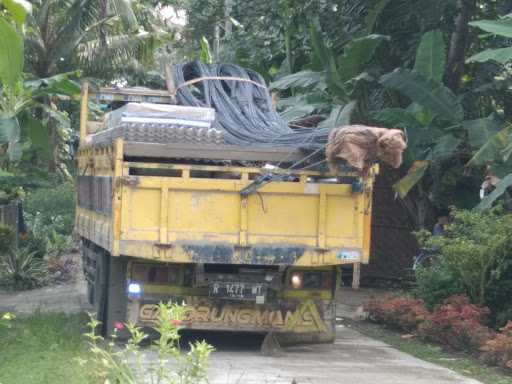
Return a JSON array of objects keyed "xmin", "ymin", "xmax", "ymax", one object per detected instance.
[
  {"xmin": 201, "ymin": 325, "xmax": 481, "ymax": 384},
  {"xmin": 0, "ymin": 275, "xmax": 482, "ymax": 384}
]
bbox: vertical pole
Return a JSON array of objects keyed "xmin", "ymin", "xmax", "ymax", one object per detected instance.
[
  {"xmin": 224, "ymin": 0, "xmax": 233, "ymax": 36},
  {"xmin": 79, "ymin": 82, "xmax": 89, "ymax": 145},
  {"xmin": 214, "ymin": 24, "xmax": 221, "ymax": 62},
  {"xmin": 164, "ymin": 64, "xmax": 176, "ymax": 103},
  {"xmin": 111, "ymin": 138, "xmax": 124, "ymax": 257},
  {"xmin": 352, "ymin": 262, "xmax": 361, "ymax": 290}
]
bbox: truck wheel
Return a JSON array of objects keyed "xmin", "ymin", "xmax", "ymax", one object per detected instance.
[{"xmin": 85, "ymin": 245, "xmax": 128, "ymax": 337}]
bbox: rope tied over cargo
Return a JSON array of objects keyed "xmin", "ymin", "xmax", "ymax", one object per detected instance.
[{"xmin": 170, "ymin": 76, "xmax": 268, "ymax": 97}]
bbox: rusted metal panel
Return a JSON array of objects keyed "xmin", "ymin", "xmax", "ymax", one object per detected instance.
[
  {"xmin": 0, "ymin": 202, "xmax": 19, "ymax": 229},
  {"xmin": 118, "ymin": 240, "xmax": 364, "ymax": 266},
  {"xmin": 123, "ymin": 142, "xmax": 307, "ymax": 164},
  {"xmin": 77, "ymin": 176, "xmax": 112, "ymax": 215}
]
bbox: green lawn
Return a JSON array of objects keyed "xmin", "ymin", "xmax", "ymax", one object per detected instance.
[
  {"xmin": 350, "ymin": 320, "xmax": 512, "ymax": 384},
  {"xmin": 0, "ymin": 312, "xmax": 90, "ymax": 384}
]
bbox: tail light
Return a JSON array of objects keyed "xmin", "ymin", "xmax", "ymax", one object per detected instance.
[{"xmin": 291, "ymin": 272, "xmax": 303, "ymax": 289}]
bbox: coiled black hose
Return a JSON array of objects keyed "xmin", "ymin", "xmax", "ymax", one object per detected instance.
[{"xmin": 173, "ymin": 61, "xmax": 329, "ymax": 151}]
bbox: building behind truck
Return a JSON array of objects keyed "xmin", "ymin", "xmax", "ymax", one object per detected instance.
[{"xmin": 76, "ymin": 62, "xmax": 379, "ymax": 343}]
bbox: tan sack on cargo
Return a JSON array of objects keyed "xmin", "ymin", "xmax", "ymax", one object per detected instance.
[{"xmin": 326, "ymin": 125, "xmax": 406, "ymax": 175}]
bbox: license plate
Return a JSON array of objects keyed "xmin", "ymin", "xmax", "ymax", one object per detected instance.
[{"xmin": 209, "ymin": 282, "xmax": 266, "ymax": 300}]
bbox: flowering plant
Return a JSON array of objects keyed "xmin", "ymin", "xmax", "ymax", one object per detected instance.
[{"xmin": 81, "ymin": 302, "xmax": 214, "ymax": 384}]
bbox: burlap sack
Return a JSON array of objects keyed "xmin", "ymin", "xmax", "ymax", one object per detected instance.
[{"xmin": 326, "ymin": 125, "xmax": 406, "ymax": 175}]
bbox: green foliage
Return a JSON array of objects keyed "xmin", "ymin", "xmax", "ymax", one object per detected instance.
[
  {"xmin": 24, "ymin": 182, "xmax": 75, "ymax": 236},
  {"xmin": 0, "ymin": 17, "xmax": 23, "ymax": 87},
  {"xmin": 379, "ymin": 68, "xmax": 462, "ymax": 122},
  {"xmin": 199, "ymin": 36, "xmax": 213, "ymax": 64},
  {"xmin": 270, "ymin": 23, "xmax": 387, "ymax": 125},
  {"xmin": 84, "ymin": 302, "xmax": 214, "ymax": 384},
  {"xmin": 393, "ymin": 160, "xmax": 429, "ymax": 199},
  {"xmin": 416, "ymin": 208, "xmax": 512, "ymax": 323},
  {"xmin": 468, "ymin": 47, "xmax": 512, "ymax": 64},
  {"xmin": 476, "ymin": 174, "xmax": 512, "ymax": 211},
  {"xmin": 0, "ymin": 247, "xmax": 48, "ymax": 290},
  {"xmin": 0, "ymin": 312, "xmax": 89, "ymax": 384},
  {"xmin": 469, "ymin": 18, "xmax": 512, "ymax": 38},
  {"xmin": 23, "ymin": 181, "xmax": 75, "ymax": 258},
  {"xmin": 2, "ymin": 0, "xmax": 32, "ymax": 24},
  {"xmin": 0, "ymin": 224, "xmax": 15, "ymax": 255},
  {"xmin": 414, "ymin": 29, "xmax": 445, "ymax": 83},
  {"xmin": 337, "ymin": 34, "xmax": 389, "ymax": 82},
  {"xmin": 467, "ymin": 123, "xmax": 512, "ymax": 170},
  {"xmin": 414, "ymin": 262, "xmax": 464, "ymax": 310}
]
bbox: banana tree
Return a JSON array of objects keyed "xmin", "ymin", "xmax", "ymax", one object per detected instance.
[
  {"xmin": 464, "ymin": 15, "xmax": 512, "ymax": 210},
  {"xmin": 0, "ymin": 0, "xmax": 31, "ymax": 162},
  {"xmin": 0, "ymin": 0, "xmax": 80, "ymax": 169},
  {"xmin": 270, "ymin": 23, "xmax": 389, "ymax": 127},
  {"xmin": 373, "ymin": 29, "xmax": 501, "ymax": 226}
]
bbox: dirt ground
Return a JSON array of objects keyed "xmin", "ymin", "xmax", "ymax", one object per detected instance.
[{"xmin": 0, "ymin": 252, "xmax": 91, "ymax": 314}]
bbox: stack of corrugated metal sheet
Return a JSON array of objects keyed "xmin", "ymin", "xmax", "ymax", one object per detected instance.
[{"xmin": 86, "ymin": 103, "xmax": 223, "ymax": 146}]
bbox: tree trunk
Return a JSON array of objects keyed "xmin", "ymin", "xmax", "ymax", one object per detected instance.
[
  {"xmin": 99, "ymin": 0, "xmax": 108, "ymax": 47},
  {"xmin": 444, "ymin": 0, "xmax": 476, "ymax": 92}
]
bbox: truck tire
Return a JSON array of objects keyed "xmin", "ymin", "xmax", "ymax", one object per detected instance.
[
  {"xmin": 82, "ymin": 242, "xmax": 128, "ymax": 337},
  {"xmin": 103, "ymin": 254, "xmax": 128, "ymax": 337}
]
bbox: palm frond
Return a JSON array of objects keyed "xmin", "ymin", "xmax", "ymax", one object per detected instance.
[{"xmin": 77, "ymin": 31, "xmax": 168, "ymax": 75}]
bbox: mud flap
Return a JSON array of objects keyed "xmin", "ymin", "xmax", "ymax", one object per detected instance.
[
  {"xmin": 86, "ymin": 245, "xmax": 128, "ymax": 337},
  {"xmin": 261, "ymin": 331, "xmax": 284, "ymax": 357}
]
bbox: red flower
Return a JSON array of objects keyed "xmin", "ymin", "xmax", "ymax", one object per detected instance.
[
  {"xmin": 170, "ymin": 319, "xmax": 182, "ymax": 326},
  {"xmin": 113, "ymin": 321, "xmax": 125, "ymax": 331}
]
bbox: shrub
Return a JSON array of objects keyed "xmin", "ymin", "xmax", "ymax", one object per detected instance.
[
  {"xmin": 416, "ymin": 207, "xmax": 512, "ymax": 322},
  {"xmin": 418, "ymin": 295, "xmax": 495, "ymax": 351},
  {"xmin": 364, "ymin": 295, "xmax": 429, "ymax": 332},
  {"xmin": 24, "ymin": 182, "xmax": 75, "ymax": 236},
  {"xmin": 0, "ymin": 248, "xmax": 48, "ymax": 290},
  {"xmin": 82, "ymin": 302, "xmax": 214, "ymax": 384},
  {"xmin": 0, "ymin": 224, "xmax": 15, "ymax": 255},
  {"xmin": 480, "ymin": 321, "xmax": 512, "ymax": 370},
  {"xmin": 47, "ymin": 257, "xmax": 76, "ymax": 284},
  {"xmin": 414, "ymin": 262, "xmax": 464, "ymax": 310}
]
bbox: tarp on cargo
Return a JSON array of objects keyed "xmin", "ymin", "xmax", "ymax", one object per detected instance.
[{"xmin": 326, "ymin": 125, "xmax": 406, "ymax": 175}]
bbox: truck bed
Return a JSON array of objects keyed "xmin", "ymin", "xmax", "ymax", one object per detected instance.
[{"xmin": 76, "ymin": 139, "xmax": 375, "ymax": 267}]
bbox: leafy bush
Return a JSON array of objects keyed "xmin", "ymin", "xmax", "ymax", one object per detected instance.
[
  {"xmin": 418, "ymin": 295, "xmax": 495, "ymax": 352},
  {"xmin": 24, "ymin": 181, "xmax": 75, "ymax": 236},
  {"xmin": 47, "ymin": 257, "xmax": 76, "ymax": 284},
  {"xmin": 0, "ymin": 224, "xmax": 15, "ymax": 255},
  {"xmin": 414, "ymin": 262, "xmax": 464, "ymax": 310},
  {"xmin": 0, "ymin": 248, "xmax": 48, "ymax": 290},
  {"xmin": 82, "ymin": 302, "xmax": 214, "ymax": 384},
  {"xmin": 415, "ymin": 208, "xmax": 512, "ymax": 323},
  {"xmin": 22, "ymin": 181, "xmax": 75, "ymax": 258},
  {"xmin": 480, "ymin": 321, "xmax": 512, "ymax": 371},
  {"xmin": 364, "ymin": 295, "xmax": 429, "ymax": 332}
]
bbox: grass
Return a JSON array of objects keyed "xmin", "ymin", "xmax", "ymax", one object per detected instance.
[
  {"xmin": 349, "ymin": 320, "xmax": 512, "ymax": 384},
  {"xmin": 0, "ymin": 312, "xmax": 90, "ymax": 384}
]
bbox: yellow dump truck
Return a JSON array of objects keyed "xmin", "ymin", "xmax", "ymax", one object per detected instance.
[{"xmin": 77, "ymin": 83, "xmax": 376, "ymax": 343}]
